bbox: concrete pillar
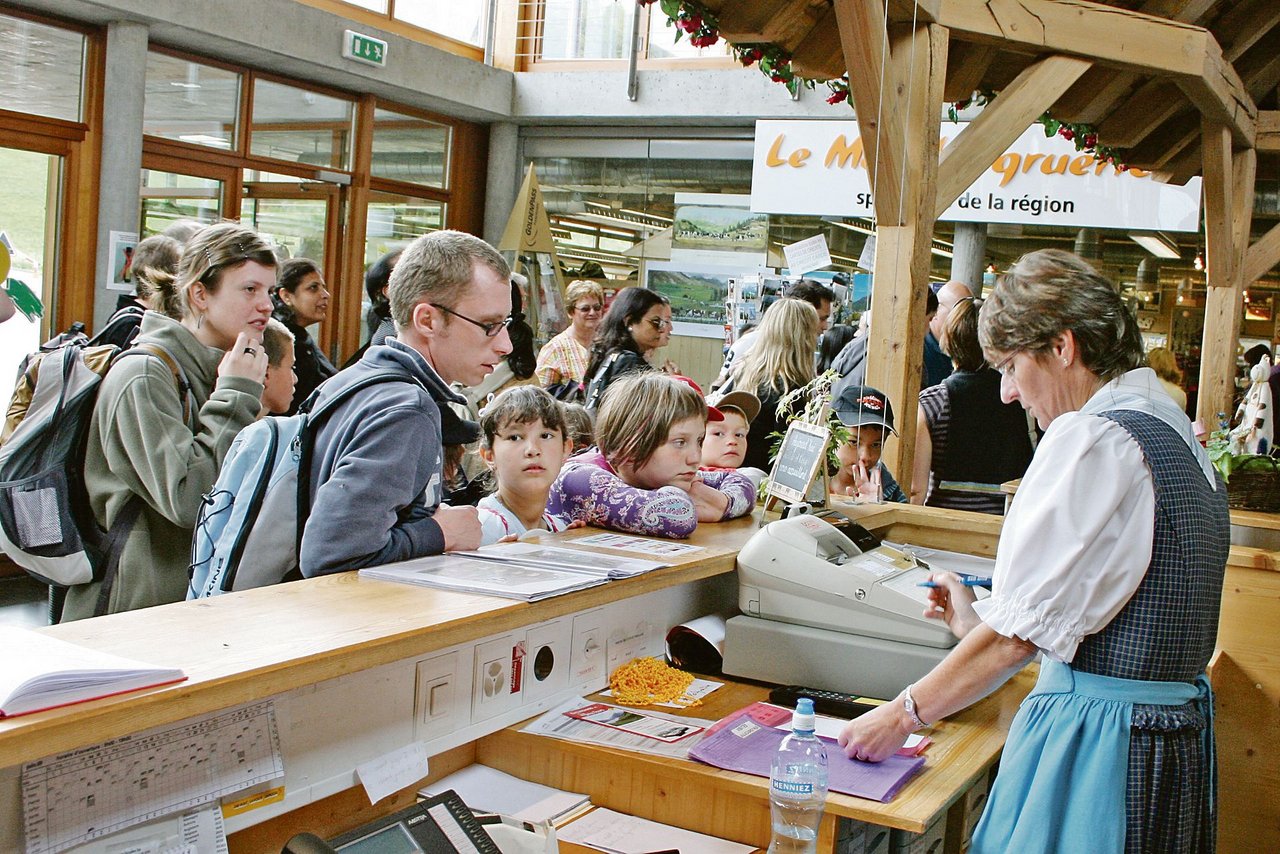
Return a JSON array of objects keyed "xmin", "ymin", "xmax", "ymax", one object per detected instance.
[
  {"xmin": 949, "ymin": 221, "xmax": 987, "ymax": 294},
  {"xmin": 483, "ymin": 122, "xmax": 521, "ymax": 247},
  {"xmin": 93, "ymin": 20, "xmax": 149, "ymax": 330}
]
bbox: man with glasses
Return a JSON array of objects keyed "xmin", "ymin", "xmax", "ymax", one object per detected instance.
[
  {"xmin": 535, "ymin": 279, "xmax": 605, "ymax": 398},
  {"xmin": 300, "ymin": 230, "xmax": 513, "ymax": 576}
]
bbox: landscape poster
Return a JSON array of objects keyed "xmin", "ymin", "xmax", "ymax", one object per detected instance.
[
  {"xmin": 644, "ymin": 261, "xmax": 747, "ymax": 339},
  {"xmin": 671, "ymin": 205, "xmax": 768, "ymax": 252}
]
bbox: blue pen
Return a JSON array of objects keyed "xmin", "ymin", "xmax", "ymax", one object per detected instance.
[{"xmin": 917, "ymin": 578, "xmax": 988, "ymax": 588}]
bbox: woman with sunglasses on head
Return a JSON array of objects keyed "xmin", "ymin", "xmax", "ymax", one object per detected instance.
[
  {"xmin": 62, "ymin": 222, "xmax": 274, "ymax": 620},
  {"xmin": 536, "ymin": 279, "xmax": 604, "ymax": 399},
  {"xmin": 582, "ymin": 286, "xmax": 675, "ymax": 413}
]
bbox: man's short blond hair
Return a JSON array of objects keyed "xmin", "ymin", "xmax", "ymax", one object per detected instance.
[{"xmin": 389, "ymin": 230, "xmax": 510, "ymax": 331}]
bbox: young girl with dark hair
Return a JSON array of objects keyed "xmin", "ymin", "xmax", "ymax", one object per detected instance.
[{"xmin": 271, "ymin": 257, "xmax": 336, "ymax": 413}]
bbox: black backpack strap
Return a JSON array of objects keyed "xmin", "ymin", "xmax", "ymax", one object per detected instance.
[{"xmin": 92, "ymin": 494, "xmax": 146, "ymax": 617}]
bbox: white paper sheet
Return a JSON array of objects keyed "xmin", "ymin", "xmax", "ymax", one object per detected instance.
[
  {"xmin": 571, "ymin": 533, "xmax": 705, "ymax": 557},
  {"xmin": 357, "ymin": 741, "xmax": 430, "ymax": 805},
  {"xmin": 559, "ymin": 808, "xmax": 753, "ymax": 854},
  {"xmin": 423, "ymin": 764, "xmax": 590, "ymax": 823}
]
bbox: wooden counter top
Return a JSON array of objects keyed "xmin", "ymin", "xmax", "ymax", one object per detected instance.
[
  {"xmin": 0, "ymin": 515, "xmax": 759, "ymax": 769},
  {"xmin": 478, "ymin": 667, "xmax": 1036, "ymax": 835}
]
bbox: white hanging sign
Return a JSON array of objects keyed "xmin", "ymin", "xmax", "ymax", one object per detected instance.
[
  {"xmin": 783, "ymin": 234, "xmax": 833, "ymax": 275},
  {"xmin": 751, "ymin": 120, "xmax": 1202, "ymax": 232}
]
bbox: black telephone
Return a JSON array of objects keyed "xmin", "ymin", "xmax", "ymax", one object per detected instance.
[{"xmin": 282, "ymin": 790, "xmax": 500, "ymax": 854}]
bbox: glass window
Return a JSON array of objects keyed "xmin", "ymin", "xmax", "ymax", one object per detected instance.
[
  {"xmin": 0, "ymin": 14, "xmax": 85, "ymax": 122},
  {"xmin": 0, "ymin": 147, "xmax": 61, "ymax": 405},
  {"xmin": 139, "ymin": 169, "xmax": 222, "ymax": 236},
  {"xmin": 370, "ymin": 107, "xmax": 450, "ymax": 190},
  {"xmin": 249, "ymin": 79, "xmax": 354, "ymax": 170},
  {"xmin": 539, "ymin": 0, "xmax": 634, "ymax": 60},
  {"xmin": 395, "ymin": 0, "xmax": 486, "ymax": 46},
  {"xmin": 143, "ymin": 53, "xmax": 241, "ymax": 149},
  {"xmin": 360, "ymin": 191, "xmax": 445, "ymax": 342}
]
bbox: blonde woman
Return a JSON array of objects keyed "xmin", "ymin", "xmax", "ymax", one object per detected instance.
[
  {"xmin": 62, "ymin": 222, "xmax": 274, "ymax": 620},
  {"xmin": 1146, "ymin": 347, "xmax": 1187, "ymax": 411},
  {"xmin": 726, "ymin": 297, "xmax": 821, "ymax": 470}
]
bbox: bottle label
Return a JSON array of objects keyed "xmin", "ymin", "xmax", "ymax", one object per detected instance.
[{"xmin": 772, "ymin": 778, "xmax": 814, "ymax": 797}]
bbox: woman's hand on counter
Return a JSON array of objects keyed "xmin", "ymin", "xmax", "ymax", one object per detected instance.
[{"xmin": 838, "ymin": 697, "xmax": 914, "ymax": 763}]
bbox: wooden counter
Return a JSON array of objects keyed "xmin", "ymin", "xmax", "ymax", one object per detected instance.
[
  {"xmin": 478, "ymin": 669, "xmax": 1035, "ymax": 838},
  {"xmin": 0, "ymin": 516, "xmax": 756, "ymax": 770}
]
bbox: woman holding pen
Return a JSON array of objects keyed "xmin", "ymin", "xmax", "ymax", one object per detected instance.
[{"xmin": 838, "ymin": 249, "xmax": 1228, "ymax": 854}]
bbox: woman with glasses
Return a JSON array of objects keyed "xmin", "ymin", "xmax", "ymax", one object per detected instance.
[
  {"xmin": 536, "ymin": 279, "xmax": 604, "ymax": 399},
  {"xmin": 910, "ymin": 297, "xmax": 1035, "ymax": 514},
  {"xmin": 582, "ymin": 287, "xmax": 674, "ymax": 413},
  {"xmin": 839, "ymin": 249, "xmax": 1227, "ymax": 854}
]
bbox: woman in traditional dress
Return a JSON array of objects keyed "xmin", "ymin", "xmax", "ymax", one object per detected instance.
[{"xmin": 838, "ymin": 248, "xmax": 1228, "ymax": 853}]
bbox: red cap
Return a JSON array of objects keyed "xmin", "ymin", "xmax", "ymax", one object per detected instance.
[{"xmin": 670, "ymin": 374, "xmax": 724, "ymax": 421}]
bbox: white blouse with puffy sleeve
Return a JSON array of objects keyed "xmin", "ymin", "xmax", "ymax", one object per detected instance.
[{"xmin": 971, "ymin": 408, "xmax": 1155, "ymax": 663}]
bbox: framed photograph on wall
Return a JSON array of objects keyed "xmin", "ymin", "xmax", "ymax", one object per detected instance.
[{"xmin": 645, "ymin": 261, "xmax": 748, "ymax": 339}]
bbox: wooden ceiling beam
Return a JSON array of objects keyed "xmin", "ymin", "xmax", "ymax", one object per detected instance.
[
  {"xmin": 939, "ymin": 0, "xmax": 1256, "ymax": 145},
  {"xmin": 942, "ymin": 41, "xmax": 997, "ymax": 102},
  {"xmin": 1096, "ymin": 80, "xmax": 1187, "ymax": 148},
  {"xmin": 1043, "ymin": 0, "xmax": 1220, "ymax": 127},
  {"xmin": 1214, "ymin": 0, "xmax": 1280, "ymax": 63},
  {"xmin": 1258, "ymin": 112, "xmax": 1280, "ymax": 154},
  {"xmin": 716, "ymin": 0, "xmax": 812, "ymax": 43},
  {"xmin": 1243, "ymin": 221, "xmax": 1280, "ymax": 285},
  {"xmin": 789, "ymin": 7, "xmax": 848, "ymax": 80},
  {"xmin": 934, "ymin": 54, "xmax": 1092, "ymax": 217},
  {"xmin": 887, "ymin": 0, "xmax": 941, "ymax": 24}
]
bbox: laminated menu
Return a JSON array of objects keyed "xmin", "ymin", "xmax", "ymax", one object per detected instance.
[{"xmin": 688, "ymin": 705, "xmax": 926, "ymax": 802}]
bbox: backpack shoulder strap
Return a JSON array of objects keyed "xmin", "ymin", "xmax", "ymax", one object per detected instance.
[{"xmin": 119, "ymin": 343, "xmax": 193, "ymax": 427}]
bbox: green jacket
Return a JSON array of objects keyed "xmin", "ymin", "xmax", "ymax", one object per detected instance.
[{"xmin": 61, "ymin": 313, "xmax": 262, "ymax": 621}]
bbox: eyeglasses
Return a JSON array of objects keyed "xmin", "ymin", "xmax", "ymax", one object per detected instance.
[
  {"xmin": 993, "ymin": 351, "xmax": 1020, "ymax": 378},
  {"xmin": 573, "ymin": 303, "xmax": 603, "ymax": 314},
  {"xmin": 430, "ymin": 303, "xmax": 512, "ymax": 337},
  {"xmin": 647, "ymin": 317, "xmax": 674, "ymax": 331}
]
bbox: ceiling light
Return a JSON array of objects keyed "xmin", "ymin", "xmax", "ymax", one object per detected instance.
[
  {"xmin": 169, "ymin": 81, "xmax": 201, "ymax": 89},
  {"xmin": 1128, "ymin": 232, "xmax": 1181, "ymax": 260}
]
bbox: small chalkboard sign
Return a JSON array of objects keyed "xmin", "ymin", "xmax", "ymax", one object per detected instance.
[{"xmin": 766, "ymin": 420, "xmax": 830, "ymax": 506}]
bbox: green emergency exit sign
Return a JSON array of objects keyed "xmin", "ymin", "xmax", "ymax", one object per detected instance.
[{"xmin": 343, "ymin": 30, "xmax": 387, "ymax": 67}]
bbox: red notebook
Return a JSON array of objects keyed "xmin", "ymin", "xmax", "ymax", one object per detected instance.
[{"xmin": 0, "ymin": 626, "xmax": 186, "ymax": 718}]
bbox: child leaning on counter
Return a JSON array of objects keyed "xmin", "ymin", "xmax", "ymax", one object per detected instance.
[{"xmin": 548, "ymin": 373, "xmax": 756, "ymax": 538}]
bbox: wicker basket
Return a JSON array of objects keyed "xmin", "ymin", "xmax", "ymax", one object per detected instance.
[{"xmin": 1226, "ymin": 456, "xmax": 1280, "ymax": 513}]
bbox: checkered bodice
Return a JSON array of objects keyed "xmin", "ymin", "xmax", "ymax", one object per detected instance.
[{"xmin": 1072, "ymin": 410, "xmax": 1230, "ymax": 682}]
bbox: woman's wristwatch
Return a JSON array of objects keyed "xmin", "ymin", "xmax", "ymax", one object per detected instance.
[{"xmin": 903, "ymin": 683, "xmax": 929, "ymax": 731}]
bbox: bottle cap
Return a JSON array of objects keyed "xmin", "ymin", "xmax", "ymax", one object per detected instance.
[{"xmin": 793, "ymin": 697, "xmax": 816, "ymax": 732}]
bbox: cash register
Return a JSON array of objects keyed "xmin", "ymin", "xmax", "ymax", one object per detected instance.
[{"xmin": 722, "ymin": 514, "xmax": 987, "ymax": 699}]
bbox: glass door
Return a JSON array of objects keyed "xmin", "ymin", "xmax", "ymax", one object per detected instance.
[
  {"xmin": 140, "ymin": 165, "xmax": 229, "ymax": 237},
  {"xmin": 242, "ymin": 181, "xmax": 342, "ymax": 356},
  {"xmin": 0, "ymin": 146, "xmax": 62, "ymax": 405}
]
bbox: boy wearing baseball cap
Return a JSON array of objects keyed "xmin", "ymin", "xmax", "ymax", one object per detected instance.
[
  {"xmin": 830, "ymin": 385, "xmax": 908, "ymax": 503},
  {"xmin": 702, "ymin": 389, "xmax": 768, "ymax": 491}
]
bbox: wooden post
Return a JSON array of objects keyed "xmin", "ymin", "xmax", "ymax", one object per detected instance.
[
  {"xmin": 1196, "ymin": 121, "xmax": 1256, "ymax": 427},
  {"xmin": 855, "ymin": 23, "xmax": 948, "ymax": 491}
]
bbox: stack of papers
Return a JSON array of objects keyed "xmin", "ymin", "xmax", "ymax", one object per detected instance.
[
  {"xmin": 423, "ymin": 764, "xmax": 590, "ymax": 823},
  {"xmin": 359, "ymin": 555, "xmax": 606, "ymax": 601},
  {"xmin": 459, "ymin": 542, "xmax": 668, "ymax": 579}
]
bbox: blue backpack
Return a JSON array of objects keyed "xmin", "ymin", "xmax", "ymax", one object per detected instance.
[{"xmin": 188, "ymin": 372, "xmax": 413, "ymax": 598}]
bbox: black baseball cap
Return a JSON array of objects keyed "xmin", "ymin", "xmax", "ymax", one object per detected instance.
[{"xmin": 832, "ymin": 385, "xmax": 896, "ymax": 435}]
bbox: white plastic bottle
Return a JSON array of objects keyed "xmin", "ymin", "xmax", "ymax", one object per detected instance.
[{"xmin": 768, "ymin": 697, "xmax": 829, "ymax": 854}]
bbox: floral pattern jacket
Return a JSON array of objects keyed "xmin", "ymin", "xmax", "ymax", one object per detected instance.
[{"xmin": 548, "ymin": 450, "xmax": 756, "ymax": 538}]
